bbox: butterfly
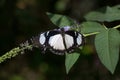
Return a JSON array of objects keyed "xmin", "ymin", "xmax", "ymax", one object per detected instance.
[{"xmin": 31, "ymin": 26, "xmax": 84, "ymax": 55}]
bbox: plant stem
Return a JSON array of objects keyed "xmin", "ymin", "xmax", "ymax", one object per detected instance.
[
  {"xmin": 113, "ymin": 25, "xmax": 120, "ymax": 29},
  {"xmin": 84, "ymin": 32, "xmax": 99, "ymax": 37}
]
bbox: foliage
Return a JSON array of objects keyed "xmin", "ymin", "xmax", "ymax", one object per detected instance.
[
  {"xmin": 84, "ymin": 5, "xmax": 120, "ymax": 22},
  {"xmin": 65, "ymin": 53, "xmax": 80, "ymax": 74},
  {"xmin": 0, "ymin": 5, "xmax": 120, "ymax": 75},
  {"xmin": 95, "ymin": 28, "xmax": 120, "ymax": 73},
  {"xmin": 47, "ymin": 5, "xmax": 120, "ymax": 74},
  {"xmin": 47, "ymin": 12, "xmax": 75, "ymax": 27}
]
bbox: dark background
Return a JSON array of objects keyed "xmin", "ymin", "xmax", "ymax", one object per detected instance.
[{"xmin": 0, "ymin": 0, "xmax": 120, "ymax": 80}]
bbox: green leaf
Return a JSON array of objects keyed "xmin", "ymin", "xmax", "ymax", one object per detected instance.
[
  {"xmin": 81, "ymin": 21, "xmax": 105, "ymax": 34},
  {"xmin": 65, "ymin": 53, "xmax": 80, "ymax": 74},
  {"xmin": 47, "ymin": 12, "xmax": 74, "ymax": 27},
  {"xmin": 95, "ymin": 28, "xmax": 120, "ymax": 74},
  {"xmin": 85, "ymin": 5, "xmax": 120, "ymax": 22}
]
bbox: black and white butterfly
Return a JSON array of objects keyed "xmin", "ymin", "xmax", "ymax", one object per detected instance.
[{"xmin": 32, "ymin": 26, "xmax": 84, "ymax": 55}]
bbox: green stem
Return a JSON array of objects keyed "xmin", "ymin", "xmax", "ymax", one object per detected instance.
[
  {"xmin": 84, "ymin": 32, "xmax": 99, "ymax": 37},
  {"xmin": 113, "ymin": 25, "xmax": 120, "ymax": 29}
]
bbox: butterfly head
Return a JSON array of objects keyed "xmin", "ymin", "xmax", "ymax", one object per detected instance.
[{"xmin": 59, "ymin": 26, "xmax": 71, "ymax": 32}]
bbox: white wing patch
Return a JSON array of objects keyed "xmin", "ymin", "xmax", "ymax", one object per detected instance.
[
  {"xmin": 65, "ymin": 34, "xmax": 74, "ymax": 49},
  {"xmin": 39, "ymin": 33, "xmax": 46, "ymax": 45},
  {"xmin": 77, "ymin": 34, "xmax": 82, "ymax": 45},
  {"xmin": 49, "ymin": 34, "xmax": 65, "ymax": 50}
]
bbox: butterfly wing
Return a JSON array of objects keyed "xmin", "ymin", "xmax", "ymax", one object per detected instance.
[
  {"xmin": 48, "ymin": 34, "xmax": 65, "ymax": 50},
  {"xmin": 39, "ymin": 32, "xmax": 46, "ymax": 46},
  {"xmin": 64, "ymin": 34, "xmax": 74, "ymax": 49},
  {"xmin": 32, "ymin": 29, "xmax": 84, "ymax": 55},
  {"xmin": 47, "ymin": 31, "xmax": 66, "ymax": 55},
  {"xmin": 65, "ymin": 30, "xmax": 83, "ymax": 52}
]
